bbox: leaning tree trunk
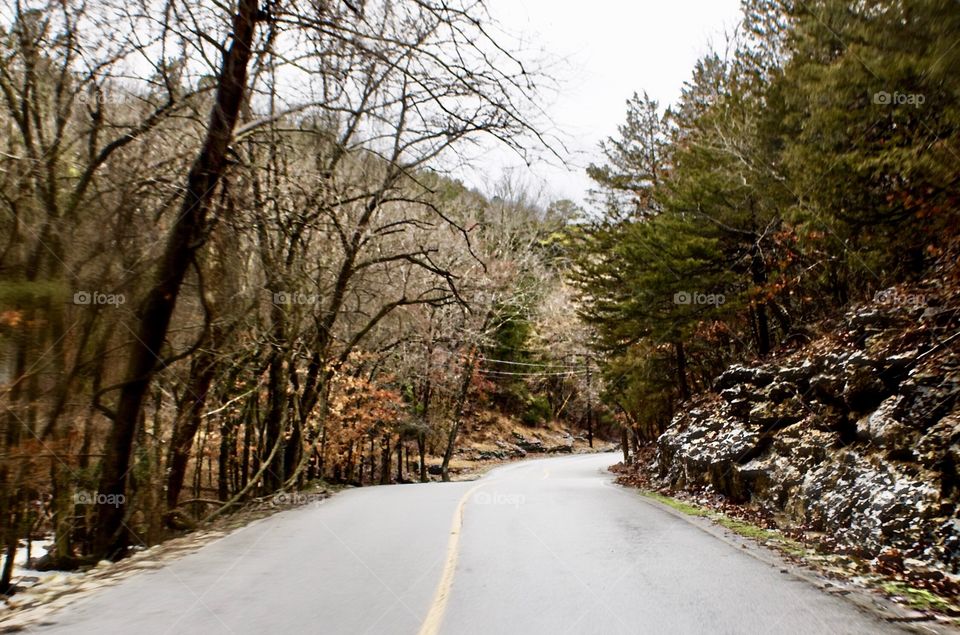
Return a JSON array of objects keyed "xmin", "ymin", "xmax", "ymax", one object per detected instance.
[
  {"xmin": 92, "ymin": 1, "xmax": 260, "ymax": 559},
  {"xmin": 165, "ymin": 347, "xmax": 218, "ymax": 510}
]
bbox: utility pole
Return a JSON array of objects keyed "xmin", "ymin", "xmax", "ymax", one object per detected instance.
[{"xmin": 585, "ymin": 355, "xmax": 593, "ymax": 448}]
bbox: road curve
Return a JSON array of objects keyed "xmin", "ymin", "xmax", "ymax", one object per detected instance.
[{"xmin": 30, "ymin": 453, "xmax": 903, "ymax": 634}]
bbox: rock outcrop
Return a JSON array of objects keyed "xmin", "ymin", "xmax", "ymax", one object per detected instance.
[{"xmin": 653, "ymin": 283, "xmax": 960, "ymax": 572}]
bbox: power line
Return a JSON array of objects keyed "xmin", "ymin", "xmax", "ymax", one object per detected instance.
[
  {"xmin": 480, "ymin": 358, "xmax": 583, "ymax": 369},
  {"xmin": 423, "ymin": 346, "xmax": 588, "ymax": 370},
  {"xmin": 476, "ymin": 368, "xmax": 588, "ymax": 377}
]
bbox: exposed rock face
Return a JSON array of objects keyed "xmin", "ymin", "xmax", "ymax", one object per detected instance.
[
  {"xmin": 798, "ymin": 451, "xmax": 942, "ymax": 559},
  {"xmin": 512, "ymin": 431, "xmax": 547, "ymax": 453},
  {"xmin": 654, "ymin": 285, "xmax": 960, "ymax": 572},
  {"xmin": 509, "ymin": 431, "xmax": 575, "ymax": 454}
]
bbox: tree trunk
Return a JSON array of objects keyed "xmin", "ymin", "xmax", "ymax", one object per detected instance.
[
  {"xmin": 49, "ymin": 462, "xmax": 74, "ymax": 565},
  {"xmin": 418, "ymin": 432, "xmax": 427, "ymax": 483},
  {"xmin": 317, "ymin": 426, "xmax": 327, "ymax": 481},
  {"xmin": 750, "ymin": 243, "xmax": 771, "ymax": 357},
  {"xmin": 0, "ymin": 503, "xmax": 20, "ymax": 595},
  {"xmin": 674, "ymin": 340, "xmax": 689, "ymax": 400},
  {"xmin": 396, "ymin": 439, "xmax": 403, "ymax": 482},
  {"xmin": 282, "ymin": 414, "xmax": 302, "ymax": 487},
  {"xmin": 585, "ymin": 359, "xmax": 594, "ymax": 448},
  {"xmin": 0, "ymin": 471, "xmax": 15, "ymax": 595},
  {"xmin": 218, "ymin": 422, "xmax": 231, "ymax": 501},
  {"xmin": 165, "ymin": 349, "xmax": 218, "ymax": 509},
  {"xmin": 441, "ymin": 352, "xmax": 476, "ymax": 482},
  {"xmin": 380, "ymin": 435, "xmax": 391, "ymax": 485},
  {"xmin": 92, "ymin": 0, "xmax": 260, "ymax": 559},
  {"xmin": 261, "ymin": 336, "xmax": 287, "ymax": 492},
  {"xmin": 368, "ymin": 437, "xmax": 376, "ymax": 483},
  {"xmin": 355, "ymin": 442, "xmax": 363, "ymax": 485}
]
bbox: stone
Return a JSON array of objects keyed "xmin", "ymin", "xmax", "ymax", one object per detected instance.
[
  {"xmin": 778, "ymin": 361, "xmax": 817, "ymax": 385},
  {"xmin": 720, "ymin": 385, "xmax": 763, "ymax": 403},
  {"xmin": 547, "ymin": 435, "xmax": 574, "ymax": 453},
  {"xmin": 765, "ymin": 381, "xmax": 798, "ymax": 404},
  {"xmin": 848, "ymin": 308, "xmax": 890, "ymax": 331},
  {"xmin": 714, "ymin": 365, "xmax": 775, "ymax": 391},
  {"xmin": 512, "ymin": 432, "xmax": 546, "ymax": 453},
  {"xmin": 873, "ymin": 547, "xmax": 904, "ymax": 574},
  {"xmin": 894, "ymin": 370, "xmax": 960, "ymax": 429},
  {"xmin": 748, "ymin": 398, "xmax": 804, "ymax": 430},
  {"xmin": 855, "ymin": 397, "xmax": 913, "ymax": 449},
  {"xmin": 810, "ymin": 374, "xmax": 843, "ymax": 404},
  {"xmin": 843, "ymin": 365, "xmax": 888, "ymax": 413},
  {"xmin": 725, "ymin": 398, "xmax": 753, "ymax": 420},
  {"xmin": 914, "ymin": 413, "xmax": 959, "ymax": 469}
]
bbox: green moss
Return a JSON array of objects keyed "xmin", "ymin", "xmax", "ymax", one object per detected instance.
[
  {"xmin": 880, "ymin": 581, "xmax": 957, "ymax": 613},
  {"xmin": 642, "ymin": 492, "xmax": 960, "ymax": 617},
  {"xmin": 641, "ymin": 490, "xmax": 806, "ymax": 555},
  {"xmin": 714, "ymin": 516, "xmax": 778, "ymax": 540},
  {"xmin": 641, "ymin": 491, "xmax": 710, "ymax": 517}
]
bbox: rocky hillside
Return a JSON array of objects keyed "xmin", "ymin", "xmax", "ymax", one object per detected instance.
[{"xmin": 650, "ymin": 270, "xmax": 960, "ymax": 573}]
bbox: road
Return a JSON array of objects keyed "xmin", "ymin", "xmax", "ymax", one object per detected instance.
[{"xmin": 30, "ymin": 453, "xmax": 903, "ymax": 634}]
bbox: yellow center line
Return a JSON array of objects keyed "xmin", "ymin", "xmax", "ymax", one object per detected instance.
[{"xmin": 418, "ymin": 481, "xmax": 485, "ymax": 635}]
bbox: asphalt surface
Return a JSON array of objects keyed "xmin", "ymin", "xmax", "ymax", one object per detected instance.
[{"xmin": 30, "ymin": 453, "xmax": 904, "ymax": 634}]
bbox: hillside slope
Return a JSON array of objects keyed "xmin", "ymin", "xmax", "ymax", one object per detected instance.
[{"xmin": 634, "ymin": 261, "xmax": 959, "ymax": 576}]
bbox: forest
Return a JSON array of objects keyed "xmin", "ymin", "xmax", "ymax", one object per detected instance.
[
  {"xmin": 0, "ymin": 0, "xmax": 605, "ymax": 591},
  {"xmin": 1, "ymin": 0, "xmax": 958, "ymax": 610},
  {"xmin": 572, "ymin": 0, "xmax": 958, "ymax": 443}
]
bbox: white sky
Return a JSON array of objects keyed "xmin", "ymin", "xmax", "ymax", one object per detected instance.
[{"xmin": 464, "ymin": 0, "xmax": 744, "ymax": 208}]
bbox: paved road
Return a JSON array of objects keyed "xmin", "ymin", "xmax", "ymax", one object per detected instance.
[{"xmin": 31, "ymin": 454, "xmax": 903, "ymax": 634}]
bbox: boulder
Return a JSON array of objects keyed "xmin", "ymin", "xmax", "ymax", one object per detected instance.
[
  {"xmin": 748, "ymin": 398, "xmax": 804, "ymax": 430},
  {"xmin": 547, "ymin": 435, "xmax": 574, "ymax": 453},
  {"xmin": 809, "ymin": 373, "xmax": 843, "ymax": 405},
  {"xmin": 848, "ymin": 308, "xmax": 891, "ymax": 331},
  {"xmin": 725, "ymin": 399, "xmax": 753, "ymax": 420},
  {"xmin": 914, "ymin": 413, "xmax": 960, "ymax": 470},
  {"xmin": 736, "ymin": 454, "xmax": 800, "ymax": 508},
  {"xmin": 512, "ymin": 432, "xmax": 546, "ymax": 453},
  {"xmin": 880, "ymin": 349, "xmax": 918, "ymax": 382},
  {"xmin": 855, "ymin": 397, "xmax": 914, "ymax": 449},
  {"xmin": 494, "ymin": 440, "xmax": 528, "ymax": 458},
  {"xmin": 764, "ymin": 381, "xmax": 798, "ymax": 404},
  {"xmin": 720, "ymin": 384, "xmax": 763, "ymax": 403},
  {"xmin": 778, "ymin": 360, "xmax": 818, "ymax": 386},
  {"xmin": 799, "ymin": 451, "xmax": 941, "ymax": 557},
  {"xmin": 477, "ymin": 449, "xmax": 508, "ymax": 460},
  {"xmin": 657, "ymin": 412, "xmax": 760, "ymax": 500},
  {"xmin": 894, "ymin": 369, "xmax": 960, "ymax": 429},
  {"xmin": 714, "ymin": 365, "xmax": 775, "ymax": 391}
]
